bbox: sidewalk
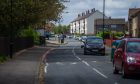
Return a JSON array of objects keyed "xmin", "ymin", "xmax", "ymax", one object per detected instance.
[
  {"xmin": 46, "ymin": 37, "xmax": 67, "ymax": 47},
  {"xmin": 0, "ymin": 46, "xmax": 49, "ymax": 84}
]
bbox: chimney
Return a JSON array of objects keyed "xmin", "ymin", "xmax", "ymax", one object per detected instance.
[
  {"xmin": 82, "ymin": 12, "xmax": 85, "ymax": 16},
  {"xmin": 88, "ymin": 10, "xmax": 90, "ymax": 14},
  {"xmin": 109, "ymin": 16, "xmax": 111, "ymax": 19},
  {"xmin": 86, "ymin": 10, "xmax": 90, "ymax": 15},
  {"xmin": 91, "ymin": 8, "xmax": 95, "ymax": 13},
  {"xmin": 78, "ymin": 14, "xmax": 81, "ymax": 17},
  {"xmin": 86, "ymin": 11, "xmax": 88, "ymax": 14}
]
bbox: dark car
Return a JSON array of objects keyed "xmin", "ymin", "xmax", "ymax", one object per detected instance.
[
  {"xmin": 113, "ymin": 38, "xmax": 140, "ymax": 78},
  {"xmin": 81, "ymin": 36, "xmax": 87, "ymax": 42},
  {"xmin": 81, "ymin": 36, "xmax": 105, "ymax": 55}
]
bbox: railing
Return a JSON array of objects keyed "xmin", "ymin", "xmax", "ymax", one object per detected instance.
[{"xmin": 0, "ymin": 37, "xmax": 34, "ymax": 56}]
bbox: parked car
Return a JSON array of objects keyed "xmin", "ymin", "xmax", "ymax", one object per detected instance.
[
  {"xmin": 67, "ymin": 35, "xmax": 73, "ymax": 39},
  {"xmin": 81, "ymin": 36, "xmax": 87, "ymax": 42},
  {"xmin": 81, "ymin": 36, "xmax": 105, "ymax": 55},
  {"xmin": 111, "ymin": 40, "xmax": 121, "ymax": 62},
  {"xmin": 113, "ymin": 38, "xmax": 140, "ymax": 78}
]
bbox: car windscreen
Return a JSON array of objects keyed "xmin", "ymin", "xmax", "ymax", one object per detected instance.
[
  {"xmin": 86, "ymin": 38, "xmax": 103, "ymax": 44},
  {"xmin": 126, "ymin": 41, "xmax": 140, "ymax": 53}
]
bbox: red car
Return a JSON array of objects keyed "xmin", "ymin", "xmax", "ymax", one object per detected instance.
[{"xmin": 113, "ymin": 38, "xmax": 140, "ymax": 78}]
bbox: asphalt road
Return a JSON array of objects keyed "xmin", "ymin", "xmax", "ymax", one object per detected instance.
[{"xmin": 44, "ymin": 38, "xmax": 140, "ymax": 84}]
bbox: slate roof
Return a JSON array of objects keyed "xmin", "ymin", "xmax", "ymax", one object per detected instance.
[
  {"xmin": 129, "ymin": 8, "xmax": 140, "ymax": 18},
  {"xmin": 71, "ymin": 10, "xmax": 97, "ymax": 22}
]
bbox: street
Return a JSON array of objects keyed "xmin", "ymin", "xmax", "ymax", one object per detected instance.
[{"xmin": 44, "ymin": 38, "xmax": 140, "ymax": 84}]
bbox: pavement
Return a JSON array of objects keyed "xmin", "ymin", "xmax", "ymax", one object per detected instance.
[
  {"xmin": 0, "ymin": 38, "xmax": 111, "ymax": 84},
  {"xmin": 46, "ymin": 37, "xmax": 68, "ymax": 47},
  {"xmin": 0, "ymin": 46, "xmax": 49, "ymax": 84},
  {"xmin": 0, "ymin": 37, "xmax": 67, "ymax": 84}
]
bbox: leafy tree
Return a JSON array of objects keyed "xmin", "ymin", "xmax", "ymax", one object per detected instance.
[
  {"xmin": 53, "ymin": 24, "xmax": 70, "ymax": 34},
  {"xmin": 0, "ymin": 0, "xmax": 66, "ymax": 37}
]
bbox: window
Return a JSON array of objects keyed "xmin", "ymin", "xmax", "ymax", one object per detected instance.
[
  {"xmin": 126, "ymin": 42, "xmax": 140, "ymax": 53},
  {"xmin": 117, "ymin": 40, "xmax": 125, "ymax": 51},
  {"xmin": 111, "ymin": 25, "xmax": 117, "ymax": 28},
  {"xmin": 87, "ymin": 38, "xmax": 103, "ymax": 44}
]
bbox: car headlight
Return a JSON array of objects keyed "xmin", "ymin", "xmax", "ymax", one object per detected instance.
[
  {"xmin": 86, "ymin": 45, "xmax": 90, "ymax": 48},
  {"xmin": 101, "ymin": 45, "xmax": 105, "ymax": 48},
  {"xmin": 127, "ymin": 56, "xmax": 136, "ymax": 63}
]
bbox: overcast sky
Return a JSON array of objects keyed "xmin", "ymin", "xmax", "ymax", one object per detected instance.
[{"xmin": 61, "ymin": 0, "xmax": 140, "ymax": 25}]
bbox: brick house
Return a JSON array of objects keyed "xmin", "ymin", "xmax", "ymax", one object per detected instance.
[{"xmin": 95, "ymin": 18, "xmax": 125, "ymax": 34}]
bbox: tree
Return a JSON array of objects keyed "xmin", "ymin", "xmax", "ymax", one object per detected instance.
[
  {"xmin": 0, "ymin": 0, "xmax": 66, "ymax": 37},
  {"xmin": 53, "ymin": 24, "xmax": 70, "ymax": 34}
]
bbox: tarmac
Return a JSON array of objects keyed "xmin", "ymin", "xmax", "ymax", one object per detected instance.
[
  {"xmin": 0, "ymin": 37, "xmax": 110, "ymax": 84},
  {"xmin": 0, "ymin": 37, "xmax": 61, "ymax": 84}
]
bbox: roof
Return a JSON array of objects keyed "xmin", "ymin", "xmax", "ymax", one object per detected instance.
[
  {"xmin": 95, "ymin": 18, "xmax": 125, "ymax": 25},
  {"xmin": 129, "ymin": 8, "xmax": 140, "ymax": 18},
  {"xmin": 71, "ymin": 10, "xmax": 101, "ymax": 23}
]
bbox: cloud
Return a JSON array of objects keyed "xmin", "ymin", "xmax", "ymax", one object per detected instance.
[{"xmin": 61, "ymin": 0, "xmax": 140, "ymax": 25}]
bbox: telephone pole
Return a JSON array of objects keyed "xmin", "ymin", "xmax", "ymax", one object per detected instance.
[{"xmin": 103, "ymin": 0, "xmax": 105, "ymax": 40}]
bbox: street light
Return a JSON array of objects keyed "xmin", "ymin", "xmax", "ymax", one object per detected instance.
[
  {"xmin": 102, "ymin": 0, "xmax": 105, "ymax": 39},
  {"xmin": 10, "ymin": 0, "xmax": 13, "ymax": 59}
]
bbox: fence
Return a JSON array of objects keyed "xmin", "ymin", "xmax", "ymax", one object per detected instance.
[{"xmin": 0, "ymin": 37, "xmax": 34, "ymax": 56}]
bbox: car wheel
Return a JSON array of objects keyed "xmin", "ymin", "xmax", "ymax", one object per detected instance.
[
  {"xmin": 122, "ymin": 65, "xmax": 127, "ymax": 78},
  {"xmin": 84, "ymin": 49, "xmax": 87, "ymax": 55},
  {"xmin": 113, "ymin": 64, "xmax": 119, "ymax": 74}
]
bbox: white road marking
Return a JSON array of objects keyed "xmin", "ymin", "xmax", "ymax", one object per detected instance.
[
  {"xmin": 56, "ymin": 62, "xmax": 64, "ymax": 65},
  {"xmin": 76, "ymin": 56, "xmax": 81, "ymax": 60},
  {"xmin": 82, "ymin": 61, "xmax": 90, "ymax": 66},
  {"xmin": 71, "ymin": 62, "xmax": 77, "ymax": 65},
  {"xmin": 114, "ymin": 82, "xmax": 118, "ymax": 84},
  {"xmin": 72, "ymin": 47, "xmax": 76, "ymax": 56},
  {"xmin": 44, "ymin": 63, "xmax": 49, "ymax": 73},
  {"xmin": 92, "ymin": 68, "xmax": 108, "ymax": 79},
  {"xmin": 72, "ymin": 47, "xmax": 81, "ymax": 61},
  {"xmin": 72, "ymin": 46, "xmax": 108, "ymax": 79},
  {"xmin": 92, "ymin": 61, "xmax": 97, "ymax": 62}
]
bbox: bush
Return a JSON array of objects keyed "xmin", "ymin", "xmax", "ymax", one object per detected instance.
[
  {"xmin": 96, "ymin": 31, "xmax": 110, "ymax": 39},
  {"xmin": 18, "ymin": 26, "xmax": 40, "ymax": 45},
  {"xmin": 96, "ymin": 31, "xmax": 124, "ymax": 39},
  {"xmin": 0, "ymin": 55, "xmax": 8, "ymax": 63}
]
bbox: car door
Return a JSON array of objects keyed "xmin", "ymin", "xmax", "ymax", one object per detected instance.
[{"xmin": 115, "ymin": 40, "xmax": 125, "ymax": 70}]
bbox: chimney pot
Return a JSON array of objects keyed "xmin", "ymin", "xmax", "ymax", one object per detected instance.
[
  {"xmin": 78, "ymin": 14, "xmax": 81, "ymax": 17},
  {"xmin": 91, "ymin": 8, "xmax": 95, "ymax": 13}
]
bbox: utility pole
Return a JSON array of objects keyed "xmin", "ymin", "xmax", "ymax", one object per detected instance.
[{"xmin": 103, "ymin": 0, "xmax": 105, "ymax": 40}]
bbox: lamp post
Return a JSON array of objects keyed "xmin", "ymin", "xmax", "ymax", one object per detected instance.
[
  {"xmin": 9, "ymin": 0, "xmax": 13, "ymax": 59},
  {"xmin": 103, "ymin": 0, "xmax": 105, "ymax": 40}
]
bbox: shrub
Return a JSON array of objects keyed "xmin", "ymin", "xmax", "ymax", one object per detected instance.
[
  {"xmin": 0, "ymin": 55, "xmax": 8, "ymax": 63},
  {"xmin": 96, "ymin": 31, "xmax": 110, "ymax": 39},
  {"xmin": 18, "ymin": 26, "xmax": 40, "ymax": 45}
]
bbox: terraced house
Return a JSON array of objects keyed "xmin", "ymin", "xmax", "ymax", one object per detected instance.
[{"xmin": 70, "ymin": 8, "xmax": 108, "ymax": 35}]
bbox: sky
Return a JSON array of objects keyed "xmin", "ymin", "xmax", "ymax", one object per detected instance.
[{"xmin": 61, "ymin": 0, "xmax": 140, "ymax": 25}]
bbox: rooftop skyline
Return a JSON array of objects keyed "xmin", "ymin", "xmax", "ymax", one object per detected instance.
[{"xmin": 61, "ymin": 0, "xmax": 140, "ymax": 25}]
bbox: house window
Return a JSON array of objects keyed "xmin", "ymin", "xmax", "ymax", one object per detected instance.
[{"xmin": 111, "ymin": 25, "xmax": 117, "ymax": 28}]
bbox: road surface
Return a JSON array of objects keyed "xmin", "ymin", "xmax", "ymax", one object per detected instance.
[{"xmin": 44, "ymin": 38, "xmax": 140, "ymax": 84}]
